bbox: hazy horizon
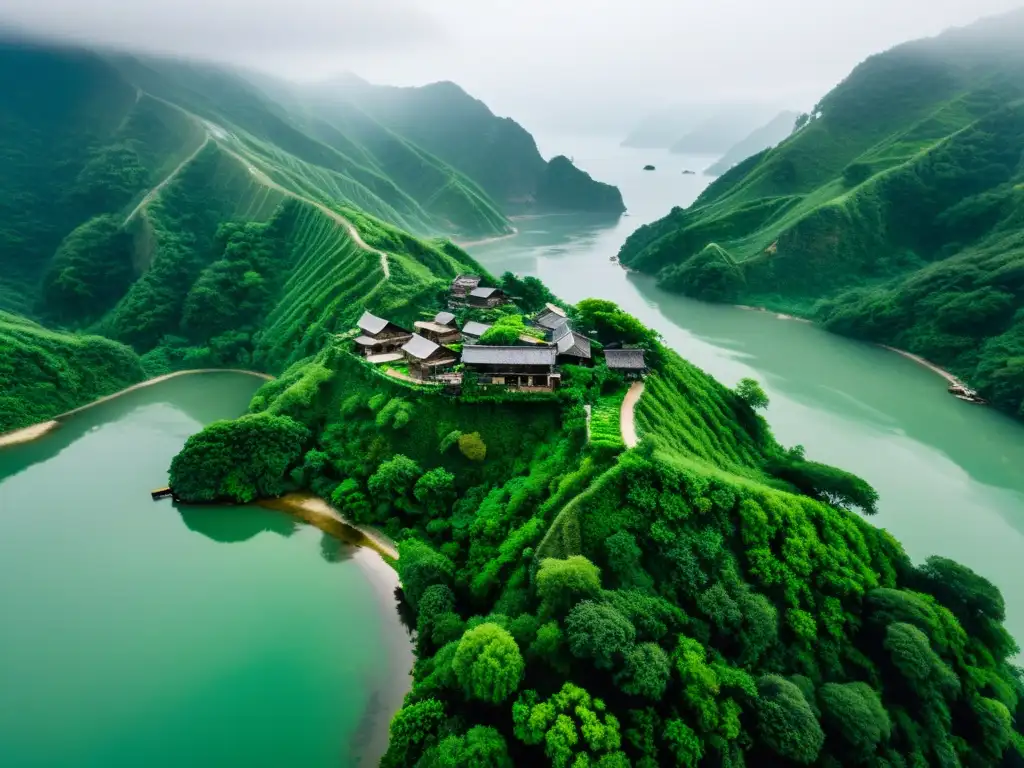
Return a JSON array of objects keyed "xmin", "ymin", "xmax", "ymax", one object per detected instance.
[{"xmin": 2, "ymin": 0, "xmax": 1022, "ymax": 137}]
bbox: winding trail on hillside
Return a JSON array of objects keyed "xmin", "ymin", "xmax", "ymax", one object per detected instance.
[
  {"xmin": 213, "ymin": 142, "xmax": 391, "ymax": 279},
  {"xmin": 128, "ymin": 94, "xmax": 391, "ymax": 279},
  {"xmin": 620, "ymin": 381, "xmax": 645, "ymax": 448},
  {"xmin": 123, "ymin": 136, "xmax": 211, "ymax": 225}
]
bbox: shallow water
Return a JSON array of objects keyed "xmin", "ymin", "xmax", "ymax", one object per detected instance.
[
  {"xmin": 0, "ymin": 372, "xmax": 412, "ymax": 767},
  {"xmin": 473, "ymin": 141, "xmax": 1024, "ymax": 646}
]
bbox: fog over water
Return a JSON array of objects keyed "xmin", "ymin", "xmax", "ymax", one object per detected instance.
[{"xmin": 2, "ymin": 0, "xmax": 1022, "ymax": 135}]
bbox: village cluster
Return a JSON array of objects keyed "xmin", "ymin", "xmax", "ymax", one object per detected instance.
[{"xmin": 352, "ymin": 275, "xmax": 647, "ymax": 391}]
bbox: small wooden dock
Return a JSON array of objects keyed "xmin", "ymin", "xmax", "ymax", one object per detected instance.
[{"xmin": 151, "ymin": 487, "xmax": 174, "ymax": 500}]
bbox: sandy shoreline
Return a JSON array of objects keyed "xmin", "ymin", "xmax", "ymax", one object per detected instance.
[
  {"xmin": 0, "ymin": 368, "xmax": 273, "ymax": 449},
  {"xmin": 880, "ymin": 346, "xmax": 964, "ymax": 386},
  {"xmin": 733, "ymin": 305, "xmax": 965, "ymax": 386},
  {"xmin": 454, "ymin": 226, "xmax": 519, "ymax": 249},
  {"xmin": 258, "ymin": 493, "xmax": 399, "ymax": 560}
]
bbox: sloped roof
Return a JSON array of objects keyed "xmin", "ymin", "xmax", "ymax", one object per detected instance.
[
  {"xmin": 470, "ymin": 286, "xmax": 500, "ymax": 299},
  {"xmin": 354, "ymin": 335, "xmax": 383, "ymax": 346},
  {"xmin": 415, "ymin": 321, "xmax": 458, "ymax": 335},
  {"xmin": 462, "ymin": 321, "xmax": 492, "ymax": 337},
  {"xmin": 402, "ymin": 333, "xmax": 441, "ymax": 360},
  {"xmin": 545, "ymin": 302, "xmax": 568, "ymax": 318},
  {"xmin": 557, "ymin": 331, "xmax": 592, "ymax": 359},
  {"xmin": 434, "ymin": 311, "xmax": 456, "ymax": 326},
  {"xmin": 604, "ymin": 348, "xmax": 647, "ymax": 370},
  {"xmin": 535, "ymin": 311, "xmax": 569, "ymax": 331},
  {"xmin": 357, "ymin": 311, "xmax": 389, "ymax": 335},
  {"xmin": 462, "ymin": 345, "xmax": 557, "ymax": 366},
  {"xmin": 553, "ymin": 323, "xmax": 572, "ymax": 344}
]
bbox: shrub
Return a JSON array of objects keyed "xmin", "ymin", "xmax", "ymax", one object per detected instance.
[{"xmin": 458, "ymin": 432, "xmax": 487, "ymax": 461}]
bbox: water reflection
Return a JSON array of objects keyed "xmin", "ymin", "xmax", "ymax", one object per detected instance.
[{"xmin": 175, "ymin": 503, "xmax": 298, "ymax": 544}]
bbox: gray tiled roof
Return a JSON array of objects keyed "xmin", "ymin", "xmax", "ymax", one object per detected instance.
[
  {"xmin": 357, "ymin": 311, "xmax": 388, "ymax": 335},
  {"xmin": 604, "ymin": 349, "xmax": 647, "ymax": 370},
  {"xmin": 434, "ymin": 311, "xmax": 456, "ymax": 326},
  {"xmin": 462, "ymin": 321, "xmax": 492, "ymax": 337},
  {"xmin": 462, "ymin": 345, "xmax": 557, "ymax": 366},
  {"xmin": 545, "ymin": 302, "xmax": 568, "ymax": 318},
  {"xmin": 557, "ymin": 331, "xmax": 592, "ymax": 359},
  {"xmin": 470, "ymin": 286, "xmax": 499, "ymax": 299},
  {"xmin": 535, "ymin": 311, "xmax": 569, "ymax": 331},
  {"xmin": 402, "ymin": 333, "xmax": 441, "ymax": 360},
  {"xmin": 553, "ymin": 323, "xmax": 572, "ymax": 343}
]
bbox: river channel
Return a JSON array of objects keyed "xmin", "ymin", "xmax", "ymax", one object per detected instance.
[
  {"xmin": 0, "ymin": 372, "xmax": 411, "ymax": 767},
  {"xmin": 472, "ymin": 140, "xmax": 1024, "ymax": 647}
]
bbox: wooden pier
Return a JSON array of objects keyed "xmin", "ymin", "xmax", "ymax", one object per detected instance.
[{"xmin": 151, "ymin": 487, "xmax": 174, "ymax": 501}]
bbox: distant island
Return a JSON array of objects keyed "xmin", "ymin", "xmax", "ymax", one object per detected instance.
[{"xmin": 643, "ymin": 164, "xmax": 656, "ymax": 171}]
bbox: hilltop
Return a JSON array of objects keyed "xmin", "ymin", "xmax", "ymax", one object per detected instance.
[
  {"xmin": 618, "ymin": 9, "xmax": 1024, "ymax": 420},
  {"xmin": 169, "ymin": 290, "xmax": 1023, "ymax": 766},
  {"xmin": 304, "ymin": 76, "xmax": 626, "ymax": 216}
]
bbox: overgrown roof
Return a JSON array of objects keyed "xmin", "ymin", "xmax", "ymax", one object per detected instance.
[{"xmin": 462, "ymin": 345, "xmax": 557, "ymax": 366}]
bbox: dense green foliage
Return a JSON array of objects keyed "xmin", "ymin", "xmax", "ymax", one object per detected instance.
[
  {"xmin": 617, "ymin": 10, "xmax": 1024, "ymax": 419},
  {"xmin": 0, "ymin": 311, "xmax": 145, "ymax": 432},
  {"xmin": 168, "ymin": 297, "xmax": 1022, "ymax": 766}
]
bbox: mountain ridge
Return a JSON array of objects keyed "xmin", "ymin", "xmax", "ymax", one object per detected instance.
[{"xmin": 617, "ymin": 9, "xmax": 1024, "ymax": 420}]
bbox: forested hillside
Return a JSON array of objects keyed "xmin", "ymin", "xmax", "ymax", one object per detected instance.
[
  {"xmin": 0, "ymin": 312, "xmax": 145, "ymax": 432},
  {"xmin": 169, "ymin": 299, "xmax": 1024, "ymax": 767},
  {"xmin": 307, "ymin": 76, "xmax": 626, "ymax": 215},
  {"xmin": 0, "ymin": 37, "xmax": 526, "ymax": 431},
  {"xmin": 618, "ymin": 9, "xmax": 1024, "ymax": 419}
]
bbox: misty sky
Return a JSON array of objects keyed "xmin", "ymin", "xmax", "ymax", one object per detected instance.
[{"xmin": 3, "ymin": 0, "xmax": 1022, "ymax": 136}]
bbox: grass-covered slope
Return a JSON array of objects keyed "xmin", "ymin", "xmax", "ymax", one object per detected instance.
[
  {"xmin": 315, "ymin": 76, "xmax": 626, "ymax": 215},
  {"xmin": 0, "ymin": 311, "xmax": 145, "ymax": 432},
  {"xmin": 169, "ymin": 300, "xmax": 1022, "ymax": 767},
  {"xmin": 618, "ymin": 10, "xmax": 1024, "ymax": 418},
  {"xmin": 0, "ymin": 35, "xmax": 512, "ymax": 319}
]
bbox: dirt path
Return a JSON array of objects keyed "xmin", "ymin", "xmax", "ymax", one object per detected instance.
[
  {"xmin": 621, "ymin": 381, "xmax": 645, "ymax": 448},
  {"xmin": 213, "ymin": 143, "xmax": 391, "ymax": 278},
  {"xmin": 584, "ymin": 403, "xmax": 592, "ymax": 443},
  {"xmin": 124, "ymin": 136, "xmax": 211, "ymax": 225}
]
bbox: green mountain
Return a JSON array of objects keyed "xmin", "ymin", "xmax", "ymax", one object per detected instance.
[
  {"xmin": 170, "ymin": 298, "xmax": 1022, "ymax": 767},
  {"xmin": 0, "ymin": 311, "xmax": 145, "ymax": 432},
  {"xmin": 705, "ymin": 110, "xmax": 801, "ymax": 176},
  {"xmin": 313, "ymin": 75, "xmax": 625, "ymax": 215},
  {"xmin": 619, "ymin": 10, "xmax": 1024, "ymax": 419},
  {"xmin": 0, "ymin": 36, "xmax": 507, "ymax": 431}
]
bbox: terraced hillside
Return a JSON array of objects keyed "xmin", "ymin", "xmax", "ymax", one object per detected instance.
[
  {"xmin": 619, "ymin": 10, "xmax": 1024, "ymax": 418},
  {"xmin": 0, "ymin": 37, "xmax": 516, "ymax": 429}
]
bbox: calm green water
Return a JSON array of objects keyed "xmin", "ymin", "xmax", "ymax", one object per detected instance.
[
  {"xmin": 474, "ymin": 142, "xmax": 1024, "ymax": 646},
  {"xmin": 0, "ymin": 372, "xmax": 412, "ymax": 767}
]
